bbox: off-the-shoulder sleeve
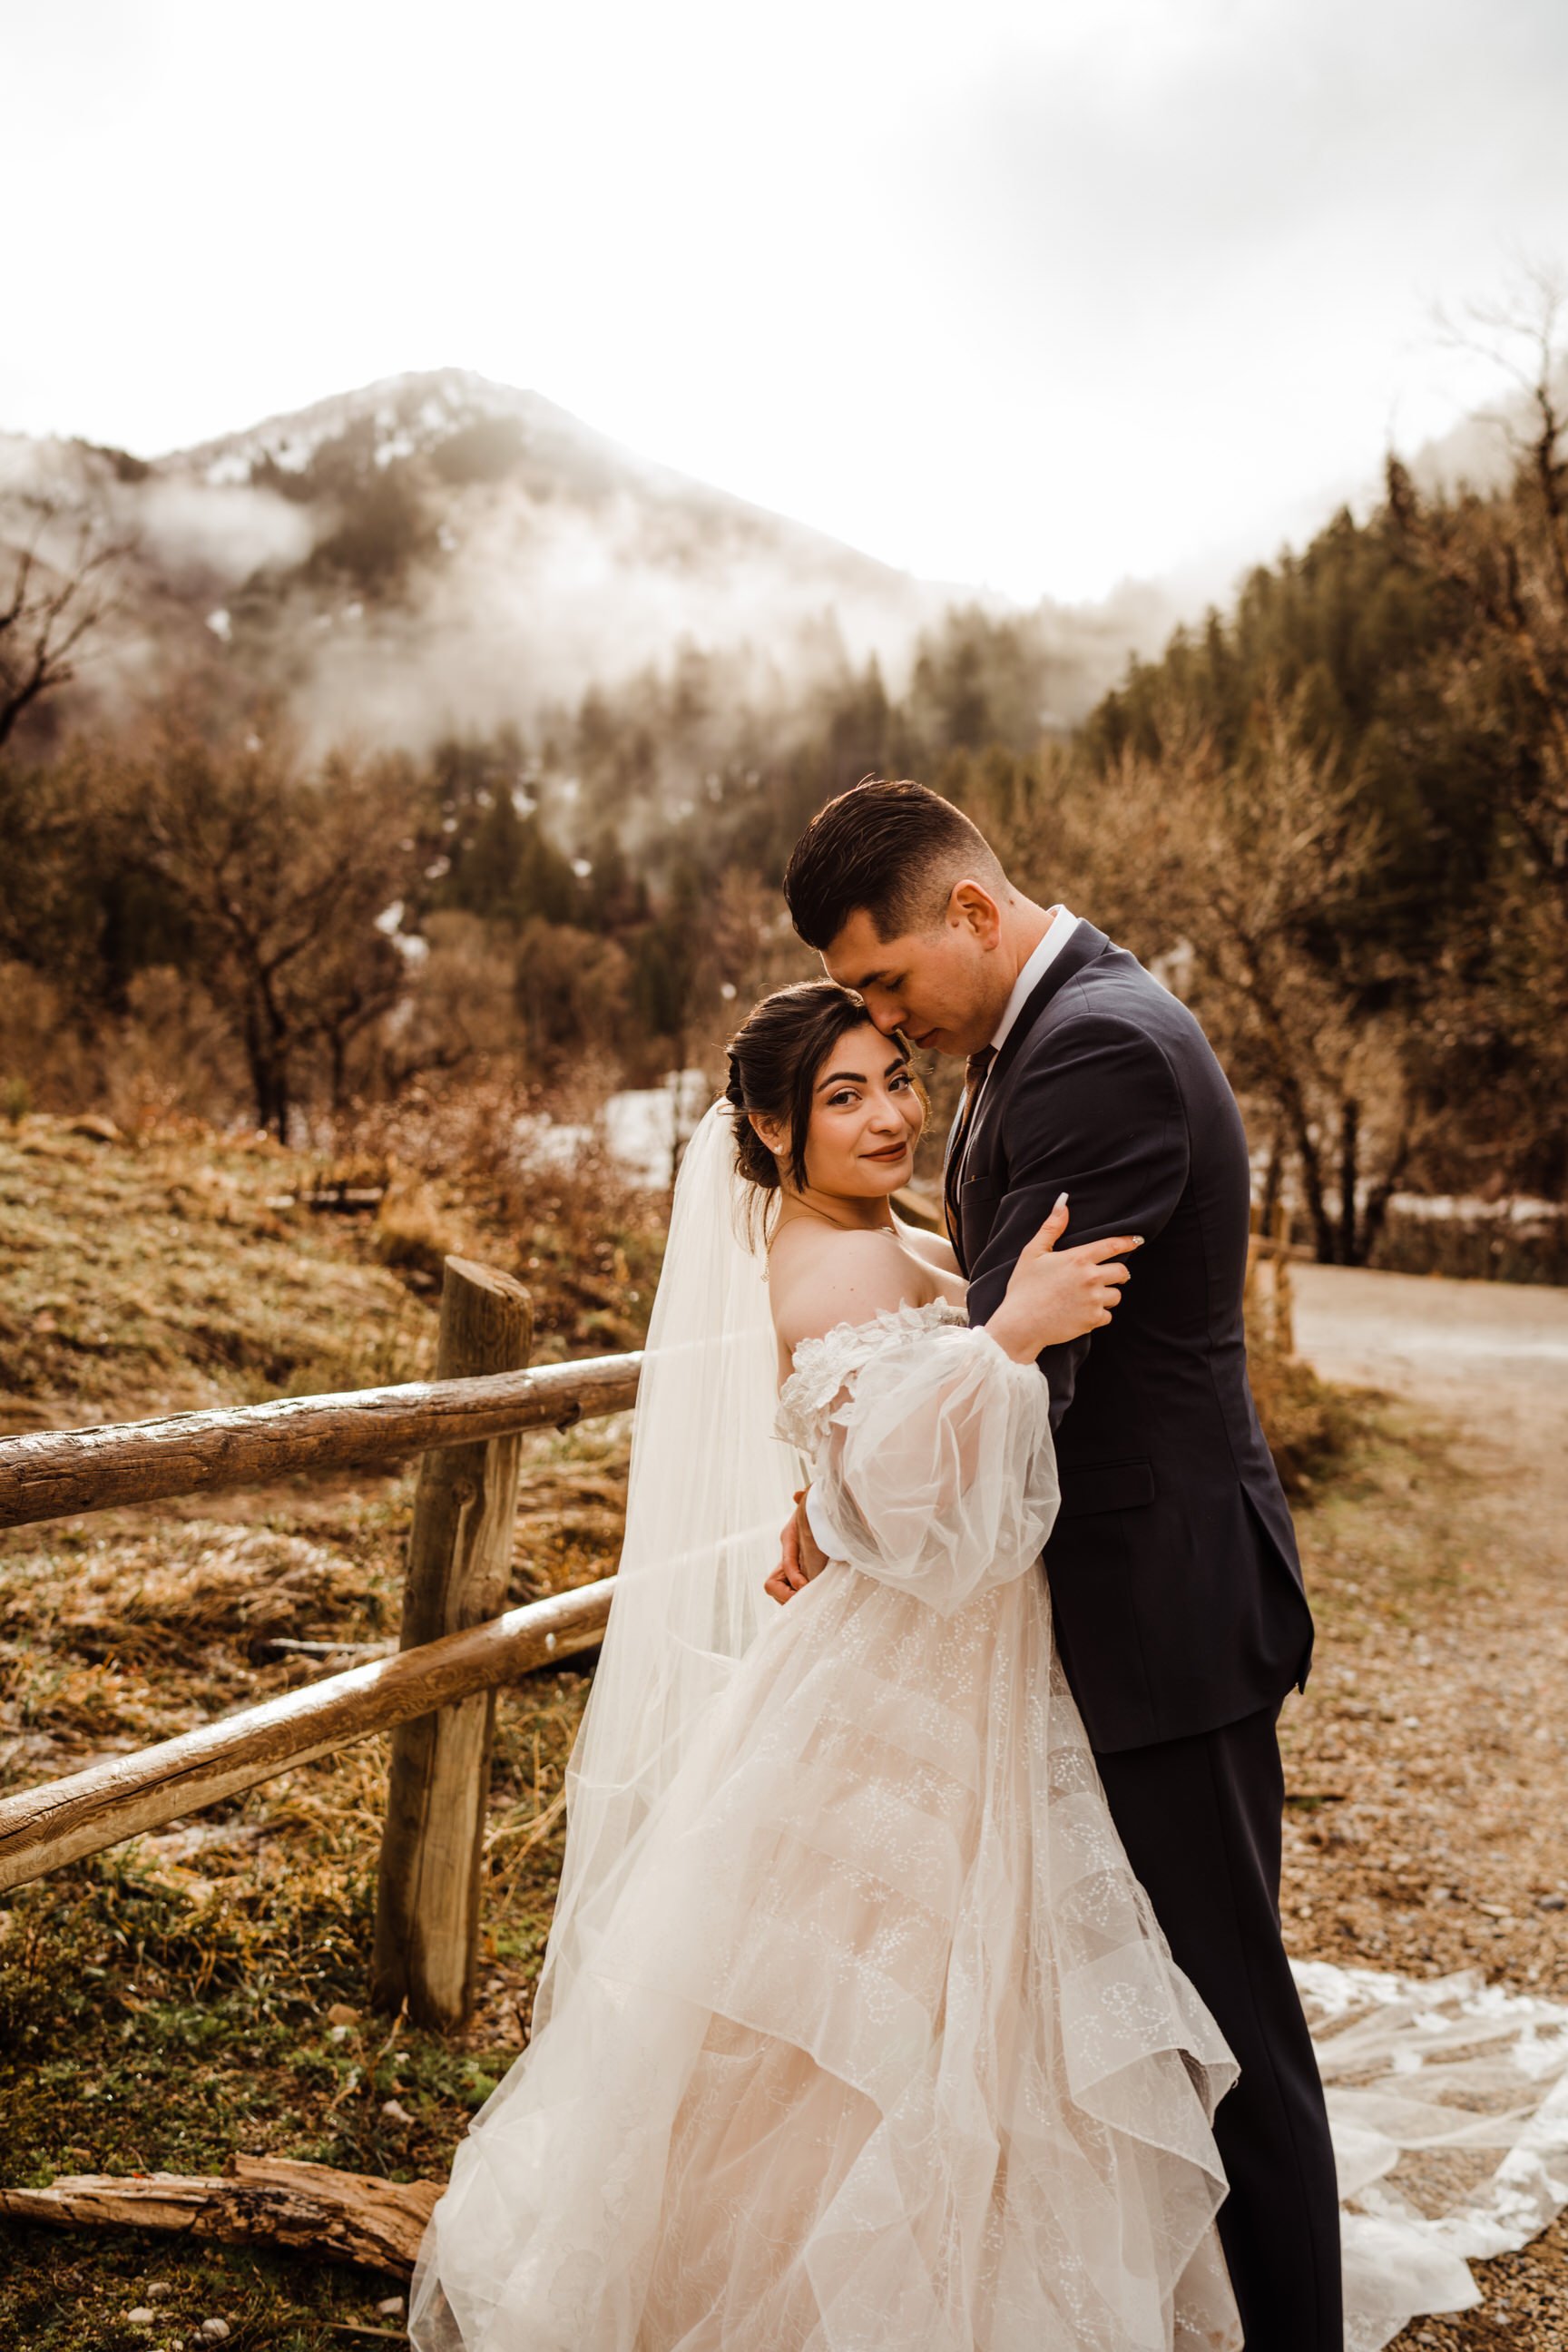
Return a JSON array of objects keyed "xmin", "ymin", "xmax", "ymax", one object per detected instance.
[{"xmin": 777, "ymin": 1306, "xmax": 1059, "ymax": 1616}]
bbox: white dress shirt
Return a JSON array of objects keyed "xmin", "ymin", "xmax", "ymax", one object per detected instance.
[
  {"xmin": 990, "ymin": 905, "xmax": 1081, "ymax": 1058},
  {"xmin": 943, "ymin": 906, "xmax": 1081, "ymax": 1162},
  {"xmin": 801, "ymin": 907, "xmax": 1082, "ymax": 1571}
]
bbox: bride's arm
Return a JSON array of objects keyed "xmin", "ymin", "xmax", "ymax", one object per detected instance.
[
  {"xmin": 769, "ymin": 1206, "xmax": 1140, "ymax": 1607},
  {"xmin": 794, "ymin": 1323, "xmax": 1062, "ymax": 1616}
]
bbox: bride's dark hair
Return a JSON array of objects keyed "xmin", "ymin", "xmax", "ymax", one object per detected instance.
[{"xmin": 725, "ymin": 979, "xmax": 905, "ymax": 1193}]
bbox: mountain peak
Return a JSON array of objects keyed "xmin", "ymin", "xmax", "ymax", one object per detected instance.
[{"xmin": 2, "ymin": 374, "xmax": 1168, "ymax": 752}]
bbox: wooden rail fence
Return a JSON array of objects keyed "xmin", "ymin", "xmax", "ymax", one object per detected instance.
[{"xmin": 0, "ymin": 1255, "xmax": 641, "ymax": 2029}]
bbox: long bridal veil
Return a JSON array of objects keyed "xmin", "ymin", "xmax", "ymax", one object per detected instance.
[
  {"xmin": 1302, "ymin": 1957, "xmax": 1568, "ymax": 2349},
  {"xmin": 530, "ymin": 1098, "xmax": 802, "ymax": 2034}
]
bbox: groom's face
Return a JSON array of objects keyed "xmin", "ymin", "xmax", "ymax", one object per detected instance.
[{"xmin": 821, "ymin": 888, "xmax": 1008, "ymax": 1059}]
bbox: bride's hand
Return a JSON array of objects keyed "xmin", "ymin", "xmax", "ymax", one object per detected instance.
[
  {"xmin": 766, "ymin": 1489, "xmax": 828, "ymax": 1605},
  {"xmin": 985, "ymin": 1195, "xmax": 1142, "ymax": 1364}
]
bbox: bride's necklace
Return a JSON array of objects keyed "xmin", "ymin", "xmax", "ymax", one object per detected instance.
[{"xmin": 771, "ymin": 1198, "xmax": 901, "ymax": 1249}]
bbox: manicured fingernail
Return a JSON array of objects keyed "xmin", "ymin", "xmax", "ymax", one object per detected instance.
[{"xmin": 1054, "ymin": 1191, "xmax": 1068, "ymax": 1210}]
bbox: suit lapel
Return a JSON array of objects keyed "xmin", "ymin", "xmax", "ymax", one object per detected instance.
[{"xmin": 952, "ymin": 923, "xmax": 1111, "ymax": 1261}]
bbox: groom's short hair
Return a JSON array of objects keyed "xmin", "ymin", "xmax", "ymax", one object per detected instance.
[{"xmin": 783, "ymin": 778, "xmax": 1006, "ymax": 948}]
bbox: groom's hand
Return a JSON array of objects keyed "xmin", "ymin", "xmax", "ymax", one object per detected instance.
[{"xmin": 766, "ymin": 1488, "xmax": 827, "ymax": 1604}]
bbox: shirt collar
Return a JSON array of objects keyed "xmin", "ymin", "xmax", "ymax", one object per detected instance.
[{"xmin": 990, "ymin": 908, "xmax": 1080, "ymax": 1054}]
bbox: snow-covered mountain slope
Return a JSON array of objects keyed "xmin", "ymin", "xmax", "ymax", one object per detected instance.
[{"xmin": 0, "ymin": 370, "xmax": 1171, "ymax": 749}]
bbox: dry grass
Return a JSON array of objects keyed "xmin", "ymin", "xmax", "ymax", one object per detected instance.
[
  {"xmin": 0, "ymin": 1095, "xmax": 670, "ymax": 1435},
  {"xmin": 0, "ymin": 1668, "xmax": 593, "ymax": 2349},
  {"xmin": 1248, "ymin": 1332, "xmax": 1363, "ymax": 1500},
  {"xmin": 0, "ymin": 1109, "xmax": 654, "ymax": 2347},
  {"xmin": 370, "ymin": 1178, "xmax": 471, "ymax": 1285},
  {"xmin": 0, "ymin": 1120, "xmax": 436, "ymax": 1426},
  {"xmin": 1245, "ymin": 1256, "xmax": 1363, "ymax": 1501},
  {"xmin": 317, "ymin": 1072, "xmax": 667, "ymax": 1362},
  {"xmin": 0, "ymin": 1414, "xmax": 622, "ymax": 2350}
]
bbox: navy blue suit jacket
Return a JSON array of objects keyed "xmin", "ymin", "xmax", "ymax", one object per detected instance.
[{"xmin": 954, "ymin": 922, "xmax": 1314, "ymax": 1754}]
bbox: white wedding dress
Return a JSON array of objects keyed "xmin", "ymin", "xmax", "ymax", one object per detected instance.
[
  {"xmin": 411, "ymin": 1299, "xmax": 1242, "ymax": 2349},
  {"xmin": 409, "ymin": 1113, "xmax": 1568, "ymax": 2352}
]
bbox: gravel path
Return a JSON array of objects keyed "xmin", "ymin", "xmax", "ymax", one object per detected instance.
[
  {"xmin": 1285, "ymin": 1265, "xmax": 1568, "ymax": 2349},
  {"xmin": 1293, "ymin": 1262, "xmax": 1568, "ymax": 1508}
]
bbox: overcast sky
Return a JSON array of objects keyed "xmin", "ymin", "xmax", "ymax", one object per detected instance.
[{"xmin": 5, "ymin": 0, "xmax": 1568, "ymax": 603}]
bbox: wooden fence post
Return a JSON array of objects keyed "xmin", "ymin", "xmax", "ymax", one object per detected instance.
[
  {"xmin": 1271, "ymin": 1197, "xmax": 1296, "ymax": 1357},
  {"xmin": 373, "ymin": 1257, "xmax": 534, "ymax": 2028}
]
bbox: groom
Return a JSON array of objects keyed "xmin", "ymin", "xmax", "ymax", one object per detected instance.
[{"xmin": 776, "ymin": 779, "xmax": 1341, "ymax": 2349}]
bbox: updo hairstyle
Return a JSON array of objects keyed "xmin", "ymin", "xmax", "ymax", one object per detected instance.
[{"xmin": 725, "ymin": 978, "xmax": 917, "ymax": 1194}]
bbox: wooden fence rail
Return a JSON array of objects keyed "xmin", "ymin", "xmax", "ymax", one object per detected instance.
[
  {"xmin": 0, "ymin": 1351, "xmax": 642, "ymax": 1530},
  {"xmin": 0, "ymin": 1578, "xmax": 615, "ymax": 1897},
  {"xmin": 0, "ymin": 1254, "xmax": 645, "ymax": 2026}
]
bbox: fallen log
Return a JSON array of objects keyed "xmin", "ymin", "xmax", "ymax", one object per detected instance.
[{"xmin": 0, "ymin": 2152, "xmax": 441, "ymax": 2275}]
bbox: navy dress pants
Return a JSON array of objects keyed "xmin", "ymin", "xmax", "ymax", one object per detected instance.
[{"xmin": 1093, "ymin": 1704, "xmax": 1344, "ymax": 2352}]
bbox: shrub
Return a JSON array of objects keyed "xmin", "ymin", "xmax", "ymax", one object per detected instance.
[
  {"xmin": 371, "ymin": 1177, "xmax": 466, "ymax": 1284},
  {"xmin": 1248, "ymin": 1320, "xmax": 1362, "ymax": 1499}
]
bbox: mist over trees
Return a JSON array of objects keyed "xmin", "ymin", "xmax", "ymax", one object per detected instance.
[{"xmin": 2, "ymin": 330, "xmax": 1565, "ymax": 1265}]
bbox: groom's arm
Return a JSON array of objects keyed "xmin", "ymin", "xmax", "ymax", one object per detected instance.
[{"xmin": 964, "ymin": 1012, "xmax": 1188, "ymax": 1429}]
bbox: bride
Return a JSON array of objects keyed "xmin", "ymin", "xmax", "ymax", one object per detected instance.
[{"xmin": 411, "ymin": 982, "xmax": 1568, "ymax": 2352}]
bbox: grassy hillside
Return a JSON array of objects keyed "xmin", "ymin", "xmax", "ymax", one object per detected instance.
[
  {"xmin": 0, "ymin": 1123, "xmax": 430, "ymax": 1426},
  {"xmin": 0, "ymin": 1117, "xmax": 654, "ymax": 2346}
]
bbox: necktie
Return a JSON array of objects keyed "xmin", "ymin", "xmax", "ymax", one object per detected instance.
[
  {"xmin": 962, "ymin": 1044, "xmax": 995, "ymax": 1122},
  {"xmin": 944, "ymin": 1044, "xmax": 995, "ymax": 1254}
]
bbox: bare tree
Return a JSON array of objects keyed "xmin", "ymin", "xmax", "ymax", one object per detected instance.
[
  {"xmin": 0, "ymin": 508, "xmax": 127, "ymax": 748},
  {"xmin": 1063, "ymin": 696, "xmax": 1420, "ymax": 1264},
  {"xmin": 133, "ymin": 721, "xmax": 419, "ymax": 1141},
  {"xmin": 306, "ymin": 921, "xmax": 409, "ymax": 1113}
]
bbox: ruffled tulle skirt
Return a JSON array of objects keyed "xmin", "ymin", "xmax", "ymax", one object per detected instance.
[{"xmin": 409, "ymin": 1560, "xmax": 1241, "ymax": 2350}]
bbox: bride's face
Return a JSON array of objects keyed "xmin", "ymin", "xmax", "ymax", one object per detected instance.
[{"xmin": 800, "ymin": 1022, "xmax": 925, "ymax": 1199}]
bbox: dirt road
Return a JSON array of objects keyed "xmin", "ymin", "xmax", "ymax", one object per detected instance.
[
  {"xmin": 1282, "ymin": 1263, "xmax": 1568, "ymax": 2348},
  {"xmin": 1293, "ymin": 1260, "xmax": 1568, "ymax": 1506}
]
